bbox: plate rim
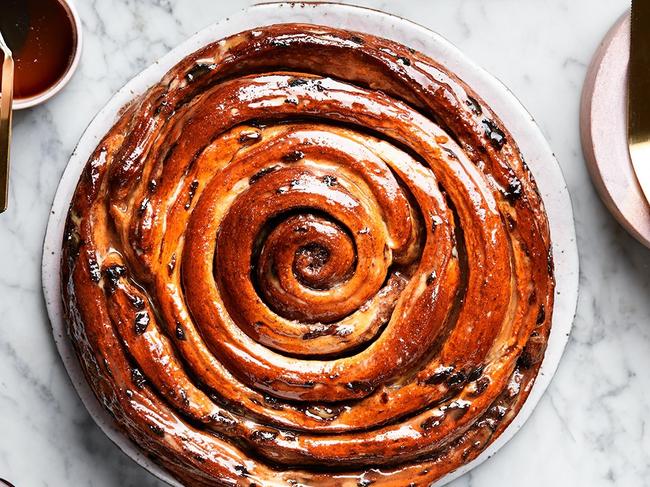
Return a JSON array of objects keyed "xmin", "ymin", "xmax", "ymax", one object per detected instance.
[{"xmin": 42, "ymin": 3, "xmax": 579, "ymax": 486}]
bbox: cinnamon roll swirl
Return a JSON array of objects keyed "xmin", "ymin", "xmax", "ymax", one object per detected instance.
[{"xmin": 62, "ymin": 24, "xmax": 554, "ymax": 486}]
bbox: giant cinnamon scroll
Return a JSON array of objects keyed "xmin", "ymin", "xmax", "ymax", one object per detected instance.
[{"xmin": 62, "ymin": 24, "xmax": 554, "ymax": 486}]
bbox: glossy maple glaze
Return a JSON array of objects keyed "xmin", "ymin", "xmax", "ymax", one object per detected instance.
[{"xmin": 61, "ymin": 24, "xmax": 554, "ymax": 486}]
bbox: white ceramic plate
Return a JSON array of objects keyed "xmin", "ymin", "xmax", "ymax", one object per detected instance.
[{"xmin": 42, "ymin": 3, "xmax": 579, "ymax": 486}]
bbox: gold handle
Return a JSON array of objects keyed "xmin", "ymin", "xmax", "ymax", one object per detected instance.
[{"xmin": 0, "ymin": 32, "xmax": 14, "ymax": 213}]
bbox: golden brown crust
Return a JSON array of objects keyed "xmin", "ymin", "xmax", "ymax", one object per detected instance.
[{"xmin": 61, "ymin": 24, "xmax": 554, "ymax": 486}]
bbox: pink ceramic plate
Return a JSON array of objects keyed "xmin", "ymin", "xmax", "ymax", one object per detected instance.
[{"xmin": 581, "ymin": 13, "xmax": 650, "ymax": 248}]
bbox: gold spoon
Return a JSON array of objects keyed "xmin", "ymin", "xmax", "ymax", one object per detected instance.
[{"xmin": 0, "ymin": 30, "xmax": 14, "ymax": 213}]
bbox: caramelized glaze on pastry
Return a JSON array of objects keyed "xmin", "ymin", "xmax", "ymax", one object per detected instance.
[{"xmin": 61, "ymin": 24, "xmax": 554, "ymax": 486}]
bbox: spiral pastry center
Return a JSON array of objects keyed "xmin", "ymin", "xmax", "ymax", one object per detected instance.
[{"xmin": 259, "ymin": 214, "xmax": 358, "ymax": 314}]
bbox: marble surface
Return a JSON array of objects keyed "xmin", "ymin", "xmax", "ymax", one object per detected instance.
[{"xmin": 0, "ymin": 0, "xmax": 647, "ymax": 486}]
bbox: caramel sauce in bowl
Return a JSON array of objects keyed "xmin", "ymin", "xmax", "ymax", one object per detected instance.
[{"xmin": 1, "ymin": 0, "xmax": 82, "ymax": 109}]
